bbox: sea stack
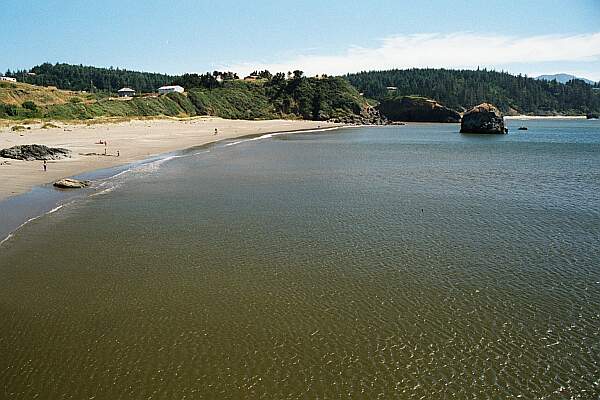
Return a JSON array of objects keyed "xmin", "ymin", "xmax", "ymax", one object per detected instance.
[{"xmin": 460, "ymin": 103, "xmax": 506, "ymax": 134}]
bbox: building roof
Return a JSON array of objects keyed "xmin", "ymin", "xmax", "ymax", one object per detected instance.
[
  {"xmin": 158, "ymin": 85, "xmax": 184, "ymax": 90},
  {"xmin": 118, "ymin": 87, "xmax": 135, "ymax": 92}
]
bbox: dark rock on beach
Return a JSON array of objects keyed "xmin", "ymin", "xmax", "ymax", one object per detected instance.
[
  {"xmin": 378, "ymin": 96, "xmax": 461, "ymax": 123},
  {"xmin": 460, "ymin": 103, "xmax": 506, "ymax": 134},
  {"xmin": 0, "ymin": 144, "xmax": 71, "ymax": 161},
  {"xmin": 53, "ymin": 178, "xmax": 91, "ymax": 189}
]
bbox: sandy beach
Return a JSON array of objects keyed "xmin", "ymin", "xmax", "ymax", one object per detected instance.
[{"xmin": 0, "ymin": 118, "xmax": 339, "ymax": 201}]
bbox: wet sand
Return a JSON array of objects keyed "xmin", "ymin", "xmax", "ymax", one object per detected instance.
[{"xmin": 0, "ymin": 118, "xmax": 339, "ymax": 200}]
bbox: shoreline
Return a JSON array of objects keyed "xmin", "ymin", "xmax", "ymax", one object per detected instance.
[
  {"xmin": 504, "ymin": 115, "xmax": 587, "ymax": 120},
  {"xmin": 0, "ymin": 117, "xmax": 342, "ymax": 201}
]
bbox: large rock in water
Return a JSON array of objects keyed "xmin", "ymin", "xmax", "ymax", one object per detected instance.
[
  {"xmin": 53, "ymin": 178, "xmax": 91, "ymax": 189},
  {"xmin": 460, "ymin": 103, "xmax": 506, "ymax": 134},
  {"xmin": 377, "ymin": 96, "xmax": 461, "ymax": 123},
  {"xmin": 0, "ymin": 144, "xmax": 71, "ymax": 160}
]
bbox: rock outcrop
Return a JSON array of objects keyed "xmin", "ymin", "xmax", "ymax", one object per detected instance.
[
  {"xmin": 53, "ymin": 178, "xmax": 91, "ymax": 189},
  {"xmin": 0, "ymin": 144, "xmax": 71, "ymax": 161},
  {"xmin": 586, "ymin": 113, "xmax": 599, "ymax": 119},
  {"xmin": 327, "ymin": 105, "xmax": 386, "ymax": 125},
  {"xmin": 460, "ymin": 103, "xmax": 506, "ymax": 134},
  {"xmin": 377, "ymin": 96, "xmax": 461, "ymax": 123}
]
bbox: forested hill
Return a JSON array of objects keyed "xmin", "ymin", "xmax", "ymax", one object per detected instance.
[
  {"xmin": 6, "ymin": 63, "xmax": 174, "ymax": 93},
  {"xmin": 345, "ymin": 68, "xmax": 600, "ymax": 115}
]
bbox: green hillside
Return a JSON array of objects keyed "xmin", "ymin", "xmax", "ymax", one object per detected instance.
[
  {"xmin": 0, "ymin": 74, "xmax": 371, "ymax": 122},
  {"xmin": 0, "ymin": 81, "xmax": 195, "ymax": 120}
]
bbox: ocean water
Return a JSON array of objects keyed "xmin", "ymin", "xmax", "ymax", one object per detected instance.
[{"xmin": 0, "ymin": 120, "xmax": 599, "ymax": 399}]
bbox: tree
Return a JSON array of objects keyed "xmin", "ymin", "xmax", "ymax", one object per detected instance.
[
  {"xmin": 22, "ymin": 101, "xmax": 37, "ymax": 111},
  {"xmin": 271, "ymin": 72, "xmax": 285, "ymax": 85}
]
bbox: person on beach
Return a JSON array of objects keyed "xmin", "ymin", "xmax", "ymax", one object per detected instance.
[
  {"xmin": 214, "ymin": 128, "xmax": 218, "ymax": 135},
  {"xmin": 117, "ymin": 150, "xmax": 120, "ymax": 157},
  {"xmin": 43, "ymin": 160, "xmax": 47, "ymax": 172}
]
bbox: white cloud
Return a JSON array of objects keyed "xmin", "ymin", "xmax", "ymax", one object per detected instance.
[{"xmin": 223, "ymin": 32, "xmax": 600, "ymax": 79}]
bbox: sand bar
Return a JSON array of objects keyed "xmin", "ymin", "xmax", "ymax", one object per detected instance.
[{"xmin": 0, "ymin": 118, "xmax": 340, "ymax": 201}]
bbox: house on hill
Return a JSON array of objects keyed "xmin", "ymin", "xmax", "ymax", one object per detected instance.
[
  {"xmin": 117, "ymin": 87, "xmax": 136, "ymax": 97},
  {"xmin": 0, "ymin": 76, "xmax": 17, "ymax": 82},
  {"xmin": 158, "ymin": 85, "xmax": 184, "ymax": 94}
]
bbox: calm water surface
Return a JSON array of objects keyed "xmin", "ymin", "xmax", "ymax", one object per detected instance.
[{"xmin": 1, "ymin": 120, "xmax": 599, "ymax": 399}]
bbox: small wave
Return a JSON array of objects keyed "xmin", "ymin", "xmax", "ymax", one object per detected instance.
[
  {"xmin": 224, "ymin": 127, "xmax": 342, "ymax": 147},
  {"xmin": 90, "ymin": 185, "xmax": 118, "ymax": 197},
  {"xmin": 151, "ymin": 154, "xmax": 185, "ymax": 165},
  {"xmin": 100, "ymin": 154, "xmax": 187, "ymax": 182},
  {"xmin": 0, "ymin": 204, "xmax": 65, "ymax": 247},
  {"xmin": 108, "ymin": 168, "xmax": 134, "ymax": 179},
  {"xmin": 225, "ymin": 133, "xmax": 277, "ymax": 147}
]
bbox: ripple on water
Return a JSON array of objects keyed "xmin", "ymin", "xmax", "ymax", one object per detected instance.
[{"xmin": 0, "ymin": 122, "xmax": 599, "ymax": 399}]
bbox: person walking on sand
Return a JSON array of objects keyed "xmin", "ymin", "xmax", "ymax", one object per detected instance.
[
  {"xmin": 214, "ymin": 128, "xmax": 218, "ymax": 135},
  {"xmin": 117, "ymin": 150, "xmax": 120, "ymax": 157},
  {"xmin": 43, "ymin": 160, "xmax": 47, "ymax": 172}
]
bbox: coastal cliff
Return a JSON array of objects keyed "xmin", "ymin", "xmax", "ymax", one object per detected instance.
[{"xmin": 377, "ymin": 96, "xmax": 461, "ymax": 123}]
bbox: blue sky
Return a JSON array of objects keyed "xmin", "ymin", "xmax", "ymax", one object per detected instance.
[{"xmin": 2, "ymin": 0, "xmax": 600, "ymax": 80}]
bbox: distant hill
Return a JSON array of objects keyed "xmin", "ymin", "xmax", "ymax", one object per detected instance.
[
  {"xmin": 536, "ymin": 73, "xmax": 596, "ymax": 85},
  {"xmin": 345, "ymin": 68, "xmax": 600, "ymax": 115}
]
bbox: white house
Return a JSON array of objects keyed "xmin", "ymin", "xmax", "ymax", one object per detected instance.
[
  {"xmin": 158, "ymin": 85, "xmax": 184, "ymax": 94},
  {"xmin": 0, "ymin": 76, "xmax": 16, "ymax": 82},
  {"xmin": 117, "ymin": 87, "xmax": 136, "ymax": 97}
]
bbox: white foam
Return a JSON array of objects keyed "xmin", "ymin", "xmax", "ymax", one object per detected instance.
[{"xmin": 90, "ymin": 185, "xmax": 118, "ymax": 197}]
